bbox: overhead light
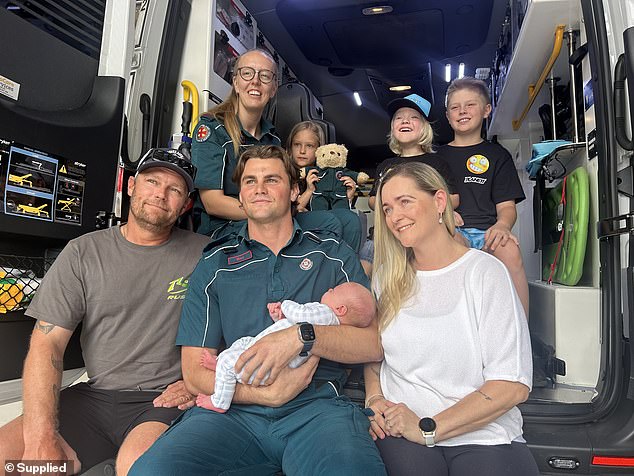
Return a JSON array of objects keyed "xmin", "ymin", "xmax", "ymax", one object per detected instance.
[
  {"xmin": 353, "ymin": 91, "xmax": 362, "ymax": 106},
  {"xmin": 458, "ymin": 63, "xmax": 465, "ymax": 79},
  {"xmin": 362, "ymin": 6, "xmax": 393, "ymax": 15},
  {"xmin": 389, "ymin": 85, "xmax": 412, "ymax": 92},
  {"xmin": 445, "ymin": 64, "xmax": 451, "ymax": 83},
  {"xmin": 475, "ymin": 67, "xmax": 491, "ymax": 80}
]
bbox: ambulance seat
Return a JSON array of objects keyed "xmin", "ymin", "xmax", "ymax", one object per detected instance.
[{"xmin": 272, "ymin": 81, "xmax": 336, "ymax": 145}]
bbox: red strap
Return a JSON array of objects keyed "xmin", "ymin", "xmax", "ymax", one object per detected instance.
[{"xmin": 547, "ymin": 176, "xmax": 568, "ymax": 284}]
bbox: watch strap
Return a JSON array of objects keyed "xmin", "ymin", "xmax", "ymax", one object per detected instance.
[
  {"xmin": 420, "ymin": 430, "xmax": 436, "ymax": 447},
  {"xmin": 419, "ymin": 417, "xmax": 437, "ymax": 447},
  {"xmin": 297, "ymin": 322, "xmax": 315, "ymax": 357}
]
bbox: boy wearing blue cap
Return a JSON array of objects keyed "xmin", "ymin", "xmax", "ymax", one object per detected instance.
[{"xmin": 438, "ymin": 77, "xmax": 528, "ymax": 316}]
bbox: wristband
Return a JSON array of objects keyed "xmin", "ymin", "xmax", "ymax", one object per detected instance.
[{"xmin": 364, "ymin": 393, "xmax": 384, "ymax": 408}]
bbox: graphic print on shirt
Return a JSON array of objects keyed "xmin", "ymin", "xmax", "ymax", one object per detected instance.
[
  {"xmin": 167, "ymin": 276, "xmax": 190, "ymax": 300},
  {"xmin": 466, "ymin": 154, "xmax": 489, "ymax": 174}
]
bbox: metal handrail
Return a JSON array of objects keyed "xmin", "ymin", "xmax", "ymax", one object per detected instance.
[
  {"xmin": 512, "ymin": 24, "xmax": 566, "ymax": 131},
  {"xmin": 181, "ymin": 80, "xmax": 200, "ymax": 136}
]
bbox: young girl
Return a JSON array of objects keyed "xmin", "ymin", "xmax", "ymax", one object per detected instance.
[{"xmin": 286, "ymin": 121, "xmax": 355, "ymax": 211}]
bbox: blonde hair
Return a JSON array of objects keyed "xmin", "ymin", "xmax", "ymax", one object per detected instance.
[
  {"xmin": 373, "ymin": 162, "xmax": 455, "ymax": 331},
  {"xmin": 445, "ymin": 76, "xmax": 491, "ymax": 107},
  {"xmin": 202, "ymin": 49, "xmax": 277, "ymax": 157},
  {"xmin": 387, "ymin": 115, "xmax": 435, "ymax": 155},
  {"xmin": 286, "ymin": 121, "xmax": 326, "ymax": 155}
]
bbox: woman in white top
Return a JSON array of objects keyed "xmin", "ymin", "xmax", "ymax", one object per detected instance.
[{"xmin": 365, "ymin": 162, "xmax": 538, "ymax": 475}]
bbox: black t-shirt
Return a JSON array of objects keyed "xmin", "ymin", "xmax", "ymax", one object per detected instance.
[
  {"xmin": 438, "ymin": 141, "xmax": 525, "ymax": 229},
  {"xmin": 369, "ymin": 152, "xmax": 457, "ymax": 197}
]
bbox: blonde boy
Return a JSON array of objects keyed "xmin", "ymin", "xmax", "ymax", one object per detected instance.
[{"xmin": 439, "ymin": 77, "xmax": 529, "ymax": 316}]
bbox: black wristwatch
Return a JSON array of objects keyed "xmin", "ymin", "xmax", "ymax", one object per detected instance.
[
  {"xmin": 419, "ymin": 417, "xmax": 437, "ymax": 447},
  {"xmin": 297, "ymin": 322, "xmax": 316, "ymax": 357}
]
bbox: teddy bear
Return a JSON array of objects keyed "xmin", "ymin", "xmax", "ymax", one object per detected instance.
[{"xmin": 303, "ymin": 143, "xmax": 369, "ymax": 210}]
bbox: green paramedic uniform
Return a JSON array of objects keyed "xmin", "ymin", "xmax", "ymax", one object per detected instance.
[
  {"xmin": 130, "ymin": 220, "xmax": 386, "ymax": 476},
  {"xmin": 191, "ymin": 114, "xmax": 280, "ymax": 237}
]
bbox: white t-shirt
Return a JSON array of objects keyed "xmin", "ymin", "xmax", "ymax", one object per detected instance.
[{"xmin": 378, "ymin": 249, "xmax": 532, "ymax": 446}]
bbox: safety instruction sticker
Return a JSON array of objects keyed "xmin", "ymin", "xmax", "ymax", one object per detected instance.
[
  {"xmin": 0, "ymin": 139, "xmax": 86, "ymax": 225},
  {"xmin": 0, "ymin": 74, "xmax": 20, "ymax": 101},
  {"xmin": 55, "ymin": 160, "xmax": 86, "ymax": 225}
]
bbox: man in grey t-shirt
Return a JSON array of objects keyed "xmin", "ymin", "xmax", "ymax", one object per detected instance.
[{"xmin": 0, "ymin": 149, "xmax": 209, "ymax": 475}]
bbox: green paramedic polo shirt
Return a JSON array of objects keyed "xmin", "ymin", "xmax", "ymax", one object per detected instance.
[
  {"xmin": 176, "ymin": 219, "xmax": 370, "ymax": 384},
  {"xmin": 191, "ymin": 115, "xmax": 280, "ymax": 236}
]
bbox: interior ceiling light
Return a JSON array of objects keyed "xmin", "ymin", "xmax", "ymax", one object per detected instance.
[
  {"xmin": 389, "ymin": 85, "xmax": 412, "ymax": 92},
  {"xmin": 475, "ymin": 67, "xmax": 491, "ymax": 80},
  {"xmin": 445, "ymin": 64, "xmax": 451, "ymax": 83},
  {"xmin": 362, "ymin": 6, "xmax": 393, "ymax": 16},
  {"xmin": 458, "ymin": 63, "xmax": 465, "ymax": 79},
  {"xmin": 353, "ymin": 91, "xmax": 363, "ymax": 106}
]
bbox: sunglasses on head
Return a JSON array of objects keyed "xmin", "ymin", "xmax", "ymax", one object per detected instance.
[{"xmin": 138, "ymin": 149, "xmax": 197, "ymax": 181}]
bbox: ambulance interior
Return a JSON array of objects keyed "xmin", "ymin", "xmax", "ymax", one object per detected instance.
[{"xmin": 229, "ymin": 0, "xmax": 610, "ymax": 412}]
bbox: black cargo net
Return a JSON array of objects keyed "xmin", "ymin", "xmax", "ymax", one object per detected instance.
[{"xmin": 0, "ymin": 255, "xmax": 53, "ymax": 314}]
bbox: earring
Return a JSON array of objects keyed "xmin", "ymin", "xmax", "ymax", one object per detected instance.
[{"xmin": 438, "ymin": 212, "xmax": 443, "ymax": 224}]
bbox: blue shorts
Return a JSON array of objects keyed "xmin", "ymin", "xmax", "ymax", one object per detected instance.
[
  {"xmin": 456, "ymin": 227, "xmax": 486, "ymax": 250},
  {"xmin": 359, "ymin": 239, "xmax": 374, "ymax": 263}
]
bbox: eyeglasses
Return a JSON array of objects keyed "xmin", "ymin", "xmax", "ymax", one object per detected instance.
[
  {"xmin": 138, "ymin": 148, "xmax": 197, "ymax": 182},
  {"xmin": 235, "ymin": 67, "xmax": 276, "ymax": 84}
]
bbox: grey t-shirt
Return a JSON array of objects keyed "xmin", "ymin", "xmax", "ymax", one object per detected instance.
[{"xmin": 26, "ymin": 226, "xmax": 209, "ymax": 391}]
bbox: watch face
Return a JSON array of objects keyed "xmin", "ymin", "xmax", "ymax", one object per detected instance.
[
  {"xmin": 300, "ymin": 324, "xmax": 315, "ymax": 341},
  {"xmin": 419, "ymin": 417, "xmax": 436, "ymax": 432}
]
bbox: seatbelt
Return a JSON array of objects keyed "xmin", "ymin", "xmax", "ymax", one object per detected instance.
[{"xmin": 547, "ymin": 176, "xmax": 568, "ymax": 284}]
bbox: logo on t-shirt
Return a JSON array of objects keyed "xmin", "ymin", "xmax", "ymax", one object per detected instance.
[
  {"xmin": 167, "ymin": 276, "xmax": 189, "ymax": 300},
  {"xmin": 464, "ymin": 176, "xmax": 487, "ymax": 185},
  {"xmin": 466, "ymin": 155, "xmax": 489, "ymax": 174}
]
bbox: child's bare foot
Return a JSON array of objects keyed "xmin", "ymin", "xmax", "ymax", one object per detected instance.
[
  {"xmin": 200, "ymin": 349, "xmax": 217, "ymax": 370},
  {"xmin": 196, "ymin": 393, "xmax": 227, "ymax": 413}
]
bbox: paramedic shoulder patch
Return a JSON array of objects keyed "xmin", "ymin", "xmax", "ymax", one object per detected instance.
[{"xmin": 196, "ymin": 124, "xmax": 211, "ymax": 142}]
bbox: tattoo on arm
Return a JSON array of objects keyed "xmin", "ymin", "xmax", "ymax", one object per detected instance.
[
  {"xmin": 51, "ymin": 356, "xmax": 63, "ymax": 373},
  {"xmin": 35, "ymin": 321, "xmax": 56, "ymax": 334},
  {"xmin": 476, "ymin": 389, "xmax": 493, "ymax": 401}
]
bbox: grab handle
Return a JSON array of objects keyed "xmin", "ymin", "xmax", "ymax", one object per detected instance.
[{"xmin": 618, "ymin": 27, "xmax": 634, "ymax": 151}]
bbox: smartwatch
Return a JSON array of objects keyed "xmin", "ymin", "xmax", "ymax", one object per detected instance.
[
  {"xmin": 419, "ymin": 417, "xmax": 437, "ymax": 447},
  {"xmin": 297, "ymin": 322, "xmax": 316, "ymax": 357}
]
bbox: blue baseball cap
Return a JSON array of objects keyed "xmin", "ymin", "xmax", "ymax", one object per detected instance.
[{"xmin": 387, "ymin": 94, "xmax": 432, "ymax": 119}]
